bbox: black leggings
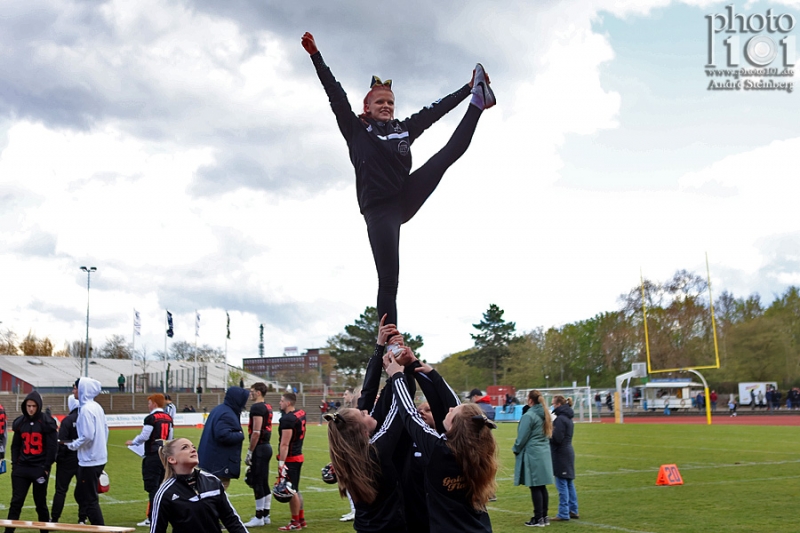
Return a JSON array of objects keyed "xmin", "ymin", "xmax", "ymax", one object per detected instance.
[
  {"xmin": 363, "ymin": 104, "xmax": 482, "ymax": 326},
  {"xmin": 530, "ymin": 485, "xmax": 549, "ymax": 521}
]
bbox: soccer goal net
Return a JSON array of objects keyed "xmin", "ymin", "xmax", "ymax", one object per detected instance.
[{"xmin": 515, "ymin": 386, "xmax": 595, "ymax": 423}]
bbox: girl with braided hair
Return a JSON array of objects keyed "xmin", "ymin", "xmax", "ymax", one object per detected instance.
[{"xmin": 302, "ymin": 31, "xmax": 495, "ymax": 328}]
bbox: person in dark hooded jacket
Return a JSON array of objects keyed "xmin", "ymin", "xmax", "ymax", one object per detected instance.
[
  {"xmin": 5, "ymin": 391, "xmax": 58, "ymax": 533},
  {"xmin": 549, "ymin": 395, "xmax": 579, "ymax": 522},
  {"xmin": 198, "ymin": 387, "xmax": 249, "ymax": 489}
]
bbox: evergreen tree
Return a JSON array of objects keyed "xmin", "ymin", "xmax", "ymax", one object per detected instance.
[{"xmin": 463, "ymin": 304, "xmax": 517, "ymax": 385}]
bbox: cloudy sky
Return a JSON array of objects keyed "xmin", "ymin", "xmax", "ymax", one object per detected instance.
[{"xmin": 2, "ymin": 0, "xmax": 799, "ymax": 370}]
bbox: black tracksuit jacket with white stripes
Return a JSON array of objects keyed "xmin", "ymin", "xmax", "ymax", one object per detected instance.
[
  {"xmin": 392, "ymin": 373, "xmax": 493, "ymax": 533},
  {"xmin": 150, "ymin": 469, "xmax": 246, "ymax": 533},
  {"xmin": 311, "ymin": 52, "xmax": 471, "ymax": 214}
]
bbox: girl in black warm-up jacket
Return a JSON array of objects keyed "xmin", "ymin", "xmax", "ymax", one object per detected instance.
[
  {"xmin": 301, "ymin": 31, "xmax": 495, "ymax": 328},
  {"xmin": 386, "ymin": 350, "xmax": 498, "ymax": 533},
  {"xmin": 150, "ymin": 438, "xmax": 246, "ymax": 533}
]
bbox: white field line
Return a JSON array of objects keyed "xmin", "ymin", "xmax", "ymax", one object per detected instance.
[{"xmin": 580, "ymin": 440, "xmax": 797, "ymax": 456}]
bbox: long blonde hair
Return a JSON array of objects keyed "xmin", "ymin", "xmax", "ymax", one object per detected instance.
[
  {"xmin": 445, "ymin": 403, "xmax": 499, "ymax": 512},
  {"xmin": 325, "ymin": 409, "xmax": 381, "ymax": 504},
  {"xmin": 158, "ymin": 438, "xmax": 188, "ymax": 483},
  {"xmin": 528, "ymin": 390, "xmax": 553, "ymax": 437}
]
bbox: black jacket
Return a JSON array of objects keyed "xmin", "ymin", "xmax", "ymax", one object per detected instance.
[
  {"xmin": 56, "ymin": 405, "xmax": 79, "ymax": 466},
  {"xmin": 311, "ymin": 52, "xmax": 471, "ymax": 214},
  {"xmin": 392, "ymin": 374, "xmax": 492, "ymax": 533},
  {"xmin": 550, "ymin": 404, "xmax": 575, "ymax": 480},
  {"xmin": 151, "ymin": 469, "xmax": 246, "ymax": 533},
  {"xmin": 10, "ymin": 391, "xmax": 57, "ymax": 471}
]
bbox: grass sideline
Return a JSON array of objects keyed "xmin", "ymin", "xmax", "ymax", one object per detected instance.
[{"xmin": 1, "ymin": 422, "xmax": 798, "ymax": 532}]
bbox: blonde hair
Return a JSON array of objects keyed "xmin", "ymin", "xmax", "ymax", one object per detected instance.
[
  {"xmin": 158, "ymin": 438, "xmax": 189, "ymax": 482},
  {"xmin": 528, "ymin": 390, "xmax": 553, "ymax": 438},
  {"xmin": 325, "ymin": 409, "xmax": 381, "ymax": 504},
  {"xmin": 445, "ymin": 403, "xmax": 499, "ymax": 512}
]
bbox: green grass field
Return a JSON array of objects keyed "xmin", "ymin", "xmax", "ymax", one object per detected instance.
[{"xmin": 1, "ymin": 422, "xmax": 798, "ymax": 532}]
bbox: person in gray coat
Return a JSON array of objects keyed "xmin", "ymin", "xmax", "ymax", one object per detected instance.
[
  {"xmin": 513, "ymin": 390, "xmax": 554, "ymax": 527},
  {"xmin": 549, "ymin": 396, "xmax": 579, "ymax": 522}
]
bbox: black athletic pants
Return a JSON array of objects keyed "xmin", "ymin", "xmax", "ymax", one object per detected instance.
[
  {"xmin": 530, "ymin": 485, "xmax": 549, "ymax": 521},
  {"xmin": 142, "ymin": 454, "xmax": 165, "ymax": 519},
  {"xmin": 364, "ymin": 104, "xmax": 482, "ymax": 326},
  {"xmin": 252, "ymin": 443, "xmax": 273, "ymax": 500},
  {"xmin": 75, "ymin": 464, "xmax": 105, "ymax": 525},
  {"xmin": 5, "ymin": 465, "xmax": 50, "ymax": 533},
  {"xmin": 50, "ymin": 455, "xmax": 79, "ymax": 522}
]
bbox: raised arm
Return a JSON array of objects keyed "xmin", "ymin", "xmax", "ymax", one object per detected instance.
[
  {"xmin": 302, "ymin": 32, "xmax": 358, "ymax": 139},
  {"xmin": 387, "ymin": 358, "xmax": 444, "ymax": 464},
  {"xmin": 413, "ymin": 364, "xmax": 460, "ymax": 434},
  {"xmin": 403, "ymin": 82, "xmax": 472, "ymax": 143}
]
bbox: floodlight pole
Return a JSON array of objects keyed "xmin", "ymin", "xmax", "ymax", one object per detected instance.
[{"xmin": 80, "ymin": 266, "xmax": 97, "ymax": 377}]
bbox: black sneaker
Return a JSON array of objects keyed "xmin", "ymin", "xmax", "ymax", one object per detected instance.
[{"xmin": 525, "ymin": 518, "xmax": 545, "ymax": 527}]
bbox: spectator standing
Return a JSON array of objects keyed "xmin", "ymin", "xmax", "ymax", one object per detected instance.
[
  {"xmin": 513, "ymin": 390, "xmax": 554, "ymax": 528},
  {"xmin": 772, "ymin": 388, "xmax": 781, "ymax": 411},
  {"xmin": 50, "ymin": 395, "xmax": 80, "ymax": 523},
  {"xmin": 5, "ymin": 391, "xmax": 58, "ymax": 531},
  {"xmin": 549, "ymin": 395, "xmax": 579, "ymax": 522},
  {"xmin": 750, "ymin": 389, "xmax": 756, "ymax": 410},
  {"xmin": 339, "ymin": 388, "xmax": 357, "ymax": 522},
  {"xmin": 318, "ymin": 398, "xmax": 328, "ymax": 426},
  {"xmin": 696, "ymin": 391, "xmax": 705, "ymax": 413},
  {"xmin": 594, "ymin": 393, "xmax": 601, "ymax": 414},
  {"xmin": 0, "ymin": 401, "xmax": 6, "ymax": 468},
  {"xmin": 728, "ymin": 397, "xmax": 737, "ymax": 417},
  {"xmin": 66, "ymin": 377, "xmax": 108, "ymax": 526},
  {"xmin": 198, "ymin": 387, "xmax": 248, "ymax": 489},
  {"xmin": 710, "ymin": 390, "xmax": 718, "ymax": 412},
  {"xmin": 239, "ymin": 377, "xmax": 245, "ymax": 388},
  {"xmin": 126, "ymin": 393, "xmax": 173, "ymax": 527},
  {"xmin": 117, "ymin": 374, "xmax": 125, "ymax": 393},
  {"xmin": 163, "ymin": 395, "xmax": 176, "ymax": 419},
  {"xmin": 605, "ymin": 393, "xmax": 613, "ymax": 412},
  {"xmin": 469, "ymin": 388, "xmax": 496, "ymax": 420}
]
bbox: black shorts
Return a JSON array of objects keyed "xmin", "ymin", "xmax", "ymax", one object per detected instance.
[{"xmin": 285, "ymin": 462, "xmax": 303, "ymax": 492}]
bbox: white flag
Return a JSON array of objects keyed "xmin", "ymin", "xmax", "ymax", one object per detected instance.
[
  {"xmin": 134, "ymin": 309, "xmax": 141, "ymax": 336},
  {"xmin": 195, "ymin": 311, "xmax": 201, "ymax": 337}
]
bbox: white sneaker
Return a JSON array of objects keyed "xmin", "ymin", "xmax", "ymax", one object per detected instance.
[
  {"xmin": 340, "ymin": 511, "xmax": 355, "ymax": 522},
  {"xmin": 243, "ymin": 517, "xmax": 265, "ymax": 527},
  {"xmin": 137, "ymin": 519, "xmax": 151, "ymax": 527},
  {"xmin": 471, "ymin": 63, "xmax": 496, "ymax": 109}
]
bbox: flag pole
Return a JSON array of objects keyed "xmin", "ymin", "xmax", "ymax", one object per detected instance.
[
  {"xmin": 164, "ymin": 310, "xmax": 168, "ymax": 394},
  {"xmin": 195, "ymin": 310, "xmax": 199, "ymax": 396},
  {"xmin": 131, "ymin": 308, "xmax": 135, "ymax": 395},
  {"xmin": 225, "ymin": 311, "xmax": 230, "ymax": 390}
]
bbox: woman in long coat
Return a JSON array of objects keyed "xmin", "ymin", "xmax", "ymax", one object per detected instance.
[{"xmin": 513, "ymin": 390, "xmax": 554, "ymax": 527}]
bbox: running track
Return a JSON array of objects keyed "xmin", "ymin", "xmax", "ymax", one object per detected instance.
[{"xmin": 600, "ymin": 414, "xmax": 800, "ymax": 425}]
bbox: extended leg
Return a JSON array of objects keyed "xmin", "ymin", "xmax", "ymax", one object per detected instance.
[{"xmin": 401, "ymin": 104, "xmax": 482, "ymax": 223}]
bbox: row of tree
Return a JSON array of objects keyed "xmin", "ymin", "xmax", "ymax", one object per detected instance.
[
  {"xmin": 0, "ymin": 330, "xmax": 226, "ymax": 366},
  {"xmin": 436, "ymin": 272, "xmax": 800, "ymax": 393}
]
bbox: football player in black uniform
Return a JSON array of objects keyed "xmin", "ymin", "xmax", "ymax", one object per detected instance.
[
  {"xmin": 152, "ymin": 438, "xmax": 246, "ymax": 533},
  {"xmin": 276, "ymin": 393, "xmax": 306, "ymax": 531},
  {"xmin": 126, "ymin": 393, "xmax": 174, "ymax": 527},
  {"xmin": 5, "ymin": 391, "xmax": 58, "ymax": 532},
  {"xmin": 243, "ymin": 382, "xmax": 273, "ymax": 527},
  {"xmin": 302, "ymin": 31, "xmax": 495, "ymax": 329}
]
